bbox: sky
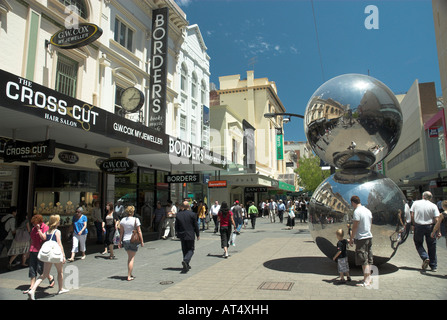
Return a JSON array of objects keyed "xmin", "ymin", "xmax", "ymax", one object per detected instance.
[{"xmin": 175, "ymin": 0, "xmax": 441, "ymax": 142}]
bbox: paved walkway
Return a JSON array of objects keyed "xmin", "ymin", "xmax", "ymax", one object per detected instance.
[{"xmin": 0, "ymin": 218, "xmax": 446, "ymax": 302}]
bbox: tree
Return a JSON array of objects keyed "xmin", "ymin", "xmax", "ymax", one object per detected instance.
[{"xmin": 295, "ymin": 155, "xmax": 331, "ymax": 193}]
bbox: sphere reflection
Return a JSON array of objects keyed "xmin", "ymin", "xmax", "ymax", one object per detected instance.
[
  {"xmin": 308, "ymin": 169, "xmax": 407, "ymax": 266},
  {"xmin": 304, "ymin": 74, "xmax": 403, "ymax": 169}
]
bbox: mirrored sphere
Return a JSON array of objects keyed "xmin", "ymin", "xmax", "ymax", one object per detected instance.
[
  {"xmin": 304, "ymin": 74, "xmax": 403, "ymax": 169},
  {"xmin": 308, "ymin": 169, "xmax": 407, "ymax": 266}
]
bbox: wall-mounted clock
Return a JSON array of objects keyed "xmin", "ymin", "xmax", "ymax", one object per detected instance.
[{"xmin": 120, "ymin": 87, "xmax": 145, "ymax": 113}]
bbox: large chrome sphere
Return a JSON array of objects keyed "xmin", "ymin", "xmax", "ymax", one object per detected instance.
[
  {"xmin": 308, "ymin": 169, "xmax": 407, "ymax": 266},
  {"xmin": 304, "ymin": 74, "xmax": 403, "ymax": 169}
]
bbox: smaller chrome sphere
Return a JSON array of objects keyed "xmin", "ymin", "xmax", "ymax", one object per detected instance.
[{"xmin": 304, "ymin": 74, "xmax": 403, "ymax": 169}]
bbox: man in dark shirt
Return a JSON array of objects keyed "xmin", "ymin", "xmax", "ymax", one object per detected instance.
[{"xmin": 175, "ymin": 201, "xmax": 200, "ymax": 272}]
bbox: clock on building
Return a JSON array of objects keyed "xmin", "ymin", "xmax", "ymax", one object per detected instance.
[{"xmin": 120, "ymin": 87, "xmax": 145, "ymax": 113}]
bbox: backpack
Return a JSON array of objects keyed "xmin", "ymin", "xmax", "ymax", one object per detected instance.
[{"xmin": 0, "ymin": 216, "xmax": 13, "ymax": 241}]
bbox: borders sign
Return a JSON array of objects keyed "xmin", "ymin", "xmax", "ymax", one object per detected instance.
[{"xmin": 148, "ymin": 7, "xmax": 169, "ymax": 133}]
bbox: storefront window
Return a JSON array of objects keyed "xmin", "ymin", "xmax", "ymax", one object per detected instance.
[
  {"xmin": 114, "ymin": 168, "xmax": 137, "ymax": 207},
  {"xmin": 156, "ymin": 171, "xmax": 169, "ymax": 205},
  {"xmin": 34, "ymin": 166, "xmax": 100, "ymax": 233}
]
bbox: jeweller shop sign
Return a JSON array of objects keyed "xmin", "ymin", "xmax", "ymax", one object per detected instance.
[{"xmin": 50, "ymin": 23, "xmax": 103, "ymax": 49}]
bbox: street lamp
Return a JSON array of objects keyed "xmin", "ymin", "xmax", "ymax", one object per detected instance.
[{"xmin": 263, "ymin": 112, "xmax": 304, "ymax": 120}]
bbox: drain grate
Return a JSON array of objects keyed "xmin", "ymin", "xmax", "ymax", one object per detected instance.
[{"xmin": 258, "ymin": 282, "xmax": 294, "ymax": 291}]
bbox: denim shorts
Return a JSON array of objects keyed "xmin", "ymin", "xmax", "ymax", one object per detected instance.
[
  {"xmin": 123, "ymin": 240, "xmax": 139, "ymax": 252},
  {"xmin": 29, "ymin": 252, "xmax": 43, "ymax": 278}
]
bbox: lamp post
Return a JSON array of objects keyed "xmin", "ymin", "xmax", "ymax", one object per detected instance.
[{"xmin": 263, "ymin": 112, "xmax": 304, "ymax": 120}]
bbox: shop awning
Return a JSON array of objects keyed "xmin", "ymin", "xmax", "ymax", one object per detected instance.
[
  {"xmin": 0, "ymin": 69, "xmax": 227, "ymax": 173},
  {"xmin": 278, "ymin": 181, "xmax": 295, "ymax": 192}
]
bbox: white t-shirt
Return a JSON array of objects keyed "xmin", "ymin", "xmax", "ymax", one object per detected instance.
[
  {"xmin": 210, "ymin": 204, "xmax": 220, "ymax": 216},
  {"xmin": 410, "ymin": 199, "xmax": 439, "ymax": 225},
  {"xmin": 120, "ymin": 216, "xmax": 141, "ymax": 241},
  {"xmin": 353, "ymin": 205, "xmax": 373, "ymax": 240}
]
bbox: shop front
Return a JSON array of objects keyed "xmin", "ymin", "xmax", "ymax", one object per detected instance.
[{"xmin": 0, "ymin": 69, "xmax": 227, "ymax": 233}]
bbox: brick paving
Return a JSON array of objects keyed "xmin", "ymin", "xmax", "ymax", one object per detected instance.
[{"xmin": 0, "ymin": 218, "xmax": 446, "ymax": 302}]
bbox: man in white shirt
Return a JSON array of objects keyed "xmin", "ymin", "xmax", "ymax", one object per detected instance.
[
  {"xmin": 410, "ymin": 191, "xmax": 440, "ymax": 272},
  {"xmin": 349, "ymin": 195, "xmax": 373, "ymax": 287},
  {"xmin": 210, "ymin": 201, "xmax": 220, "ymax": 233}
]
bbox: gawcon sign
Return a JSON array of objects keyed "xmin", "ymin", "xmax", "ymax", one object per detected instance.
[
  {"xmin": 99, "ymin": 158, "xmax": 135, "ymax": 175},
  {"xmin": 50, "ymin": 23, "xmax": 103, "ymax": 49}
]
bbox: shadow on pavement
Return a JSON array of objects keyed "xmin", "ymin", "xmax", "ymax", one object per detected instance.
[{"xmin": 263, "ymin": 256, "xmax": 399, "ymax": 276}]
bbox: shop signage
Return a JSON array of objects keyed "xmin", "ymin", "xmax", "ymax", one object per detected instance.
[
  {"xmin": 245, "ymin": 187, "xmax": 268, "ymax": 193},
  {"xmin": 0, "ymin": 69, "xmax": 107, "ymax": 134},
  {"xmin": 148, "ymin": 7, "xmax": 169, "ymax": 133},
  {"xmin": 208, "ymin": 180, "xmax": 227, "ymax": 188},
  {"xmin": 106, "ymin": 113, "xmax": 167, "ymax": 153},
  {"xmin": 429, "ymin": 127, "xmax": 439, "ymax": 138},
  {"xmin": 169, "ymin": 136, "xmax": 227, "ymax": 168},
  {"xmin": 50, "ymin": 23, "xmax": 103, "ymax": 49},
  {"xmin": 3, "ymin": 139, "xmax": 55, "ymax": 162},
  {"xmin": 99, "ymin": 157, "xmax": 135, "ymax": 174},
  {"xmin": 165, "ymin": 174, "xmax": 200, "ymax": 184},
  {"xmin": 58, "ymin": 151, "xmax": 79, "ymax": 164},
  {"xmin": 276, "ymin": 134, "xmax": 284, "ymax": 160}
]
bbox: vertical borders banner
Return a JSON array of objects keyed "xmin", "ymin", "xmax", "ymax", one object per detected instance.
[{"xmin": 148, "ymin": 7, "xmax": 169, "ymax": 133}]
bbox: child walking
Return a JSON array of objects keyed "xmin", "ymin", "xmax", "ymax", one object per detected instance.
[{"xmin": 333, "ymin": 228, "xmax": 351, "ymax": 284}]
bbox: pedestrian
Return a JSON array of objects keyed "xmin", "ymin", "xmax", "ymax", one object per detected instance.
[
  {"xmin": 210, "ymin": 200, "xmax": 221, "ymax": 233},
  {"xmin": 431, "ymin": 200, "xmax": 447, "ymax": 267},
  {"xmin": 242, "ymin": 204, "xmax": 248, "ymax": 229},
  {"xmin": 268, "ymin": 199, "xmax": 277, "ymax": 223},
  {"xmin": 300, "ymin": 199, "xmax": 307, "ymax": 223},
  {"xmin": 175, "ymin": 200, "xmax": 200, "ymax": 272},
  {"xmin": 0, "ymin": 206, "xmax": 17, "ymax": 261},
  {"xmin": 161, "ymin": 200, "xmax": 177, "ymax": 240},
  {"xmin": 118, "ymin": 206, "xmax": 144, "ymax": 281},
  {"xmin": 153, "ymin": 201, "xmax": 165, "ymax": 239},
  {"xmin": 286, "ymin": 206, "xmax": 295, "ymax": 229},
  {"xmin": 24, "ymin": 214, "xmax": 54, "ymax": 295},
  {"xmin": 27, "ymin": 214, "xmax": 69, "ymax": 300},
  {"xmin": 92, "ymin": 200, "xmax": 103, "ymax": 244},
  {"xmin": 8, "ymin": 214, "xmax": 30, "ymax": 269},
  {"xmin": 263, "ymin": 199, "xmax": 269, "ymax": 218},
  {"xmin": 349, "ymin": 195, "xmax": 373, "ymax": 287},
  {"xmin": 333, "ymin": 228, "xmax": 351, "ymax": 284},
  {"xmin": 218, "ymin": 201, "xmax": 236, "ymax": 258},
  {"xmin": 197, "ymin": 200, "xmax": 207, "ymax": 231},
  {"xmin": 232, "ymin": 200, "xmax": 243, "ymax": 234},
  {"xmin": 67, "ymin": 206, "xmax": 88, "ymax": 262},
  {"xmin": 248, "ymin": 201, "xmax": 258, "ymax": 229},
  {"xmin": 102, "ymin": 202, "xmax": 119, "ymax": 259},
  {"xmin": 411, "ymin": 191, "xmax": 440, "ymax": 272},
  {"xmin": 115, "ymin": 200, "xmax": 125, "ymax": 220},
  {"xmin": 278, "ymin": 200, "xmax": 285, "ymax": 224}
]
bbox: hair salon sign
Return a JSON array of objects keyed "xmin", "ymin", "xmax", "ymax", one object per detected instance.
[{"xmin": 50, "ymin": 23, "xmax": 103, "ymax": 49}]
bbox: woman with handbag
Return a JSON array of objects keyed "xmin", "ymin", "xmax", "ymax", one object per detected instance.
[
  {"xmin": 28, "ymin": 215, "xmax": 68, "ymax": 300},
  {"xmin": 102, "ymin": 202, "xmax": 119, "ymax": 259},
  {"xmin": 24, "ymin": 215, "xmax": 54, "ymax": 294},
  {"xmin": 118, "ymin": 206, "xmax": 143, "ymax": 281}
]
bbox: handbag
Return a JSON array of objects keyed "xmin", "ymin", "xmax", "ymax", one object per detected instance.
[
  {"xmin": 130, "ymin": 218, "xmax": 140, "ymax": 244},
  {"xmin": 38, "ymin": 230, "xmax": 64, "ymax": 263},
  {"xmin": 113, "ymin": 229, "xmax": 120, "ymax": 245}
]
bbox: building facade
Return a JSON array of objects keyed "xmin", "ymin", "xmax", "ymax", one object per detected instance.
[
  {"xmin": 0, "ymin": 0, "xmax": 224, "ymax": 251},
  {"xmin": 208, "ymin": 70, "xmax": 295, "ymax": 206},
  {"xmin": 385, "ymin": 80, "xmax": 446, "ymax": 201}
]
